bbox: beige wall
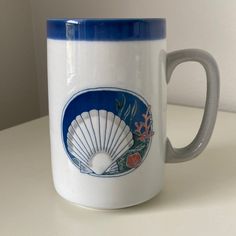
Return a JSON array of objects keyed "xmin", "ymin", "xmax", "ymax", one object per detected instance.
[
  {"xmin": 1, "ymin": 0, "xmax": 236, "ymax": 129},
  {"xmin": 30, "ymin": 0, "xmax": 236, "ymax": 114},
  {"xmin": 0, "ymin": 0, "xmax": 40, "ymax": 130}
]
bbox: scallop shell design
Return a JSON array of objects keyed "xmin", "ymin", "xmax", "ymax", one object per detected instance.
[
  {"xmin": 62, "ymin": 88, "xmax": 154, "ymax": 177},
  {"xmin": 67, "ymin": 109, "xmax": 134, "ymax": 175}
]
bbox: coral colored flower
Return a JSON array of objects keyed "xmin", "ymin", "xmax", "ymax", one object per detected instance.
[
  {"xmin": 135, "ymin": 105, "xmax": 154, "ymax": 141},
  {"xmin": 127, "ymin": 152, "xmax": 142, "ymax": 168}
]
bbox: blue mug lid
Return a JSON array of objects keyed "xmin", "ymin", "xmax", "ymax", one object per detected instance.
[{"xmin": 47, "ymin": 18, "xmax": 166, "ymax": 41}]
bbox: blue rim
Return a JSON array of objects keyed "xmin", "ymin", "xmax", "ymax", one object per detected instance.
[{"xmin": 47, "ymin": 18, "xmax": 166, "ymax": 41}]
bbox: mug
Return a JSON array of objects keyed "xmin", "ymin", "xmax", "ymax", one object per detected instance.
[{"xmin": 47, "ymin": 18, "xmax": 219, "ymax": 209}]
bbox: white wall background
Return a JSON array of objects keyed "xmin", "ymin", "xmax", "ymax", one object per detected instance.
[
  {"xmin": 1, "ymin": 0, "xmax": 236, "ymax": 129},
  {"xmin": 30, "ymin": 0, "xmax": 236, "ymax": 115},
  {"xmin": 0, "ymin": 0, "xmax": 39, "ymax": 130}
]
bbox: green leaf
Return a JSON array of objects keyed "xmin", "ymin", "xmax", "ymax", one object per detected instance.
[{"xmin": 123, "ymin": 104, "xmax": 131, "ymax": 120}]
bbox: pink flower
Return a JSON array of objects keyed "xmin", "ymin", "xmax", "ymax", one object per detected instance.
[
  {"xmin": 126, "ymin": 152, "xmax": 141, "ymax": 168},
  {"xmin": 135, "ymin": 105, "xmax": 154, "ymax": 141}
]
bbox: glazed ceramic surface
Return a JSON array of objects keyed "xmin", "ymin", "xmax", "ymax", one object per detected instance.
[{"xmin": 47, "ymin": 19, "xmax": 219, "ymax": 209}]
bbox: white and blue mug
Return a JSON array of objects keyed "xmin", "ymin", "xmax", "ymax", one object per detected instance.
[{"xmin": 47, "ymin": 18, "xmax": 219, "ymax": 209}]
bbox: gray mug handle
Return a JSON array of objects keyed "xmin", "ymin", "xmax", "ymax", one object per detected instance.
[{"xmin": 166, "ymin": 49, "xmax": 220, "ymax": 163}]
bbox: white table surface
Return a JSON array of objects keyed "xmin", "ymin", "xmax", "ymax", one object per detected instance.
[{"xmin": 0, "ymin": 105, "xmax": 235, "ymax": 236}]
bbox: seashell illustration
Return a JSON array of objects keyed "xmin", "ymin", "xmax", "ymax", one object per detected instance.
[
  {"xmin": 67, "ymin": 109, "xmax": 134, "ymax": 175},
  {"xmin": 63, "ymin": 88, "xmax": 154, "ymax": 177}
]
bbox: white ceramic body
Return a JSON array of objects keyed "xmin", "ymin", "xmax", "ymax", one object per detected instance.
[{"xmin": 47, "ymin": 39, "xmax": 167, "ymax": 209}]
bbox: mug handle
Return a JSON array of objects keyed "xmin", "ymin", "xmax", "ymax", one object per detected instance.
[{"xmin": 166, "ymin": 49, "xmax": 220, "ymax": 163}]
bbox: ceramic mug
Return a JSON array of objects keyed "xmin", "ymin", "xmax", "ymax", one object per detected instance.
[{"xmin": 47, "ymin": 18, "xmax": 219, "ymax": 209}]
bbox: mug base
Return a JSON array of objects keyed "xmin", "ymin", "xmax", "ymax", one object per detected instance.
[{"xmin": 55, "ymin": 186, "xmax": 161, "ymax": 210}]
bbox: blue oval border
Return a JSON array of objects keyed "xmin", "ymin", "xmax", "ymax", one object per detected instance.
[
  {"xmin": 47, "ymin": 18, "xmax": 166, "ymax": 41},
  {"xmin": 61, "ymin": 87, "xmax": 153, "ymax": 178}
]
